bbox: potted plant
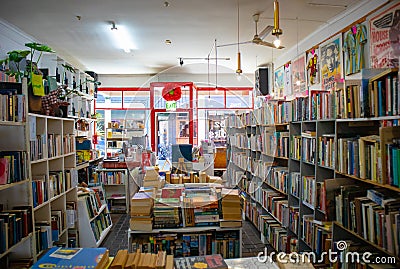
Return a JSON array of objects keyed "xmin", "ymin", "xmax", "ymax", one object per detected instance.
[
  {"xmin": 0, "ymin": 42, "xmax": 55, "ymax": 113},
  {"xmin": 0, "ymin": 50, "xmax": 30, "ymax": 82}
]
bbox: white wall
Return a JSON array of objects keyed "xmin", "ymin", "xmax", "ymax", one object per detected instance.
[{"xmin": 98, "ymin": 73, "xmax": 255, "ymax": 88}]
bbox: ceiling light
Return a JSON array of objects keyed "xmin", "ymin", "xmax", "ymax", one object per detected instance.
[
  {"xmin": 272, "ymin": 0, "xmax": 283, "ymax": 37},
  {"xmin": 273, "ymin": 36, "xmax": 281, "ymax": 48},
  {"xmin": 165, "ymin": 39, "xmax": 172, "ymax": 45},
  {"xmin": 108, "ymin": 22, "xmax": 136, "ymax": 53},
  {"xmin": 236, "ymin": 52, "xmax": 242, "ymax": 75}
]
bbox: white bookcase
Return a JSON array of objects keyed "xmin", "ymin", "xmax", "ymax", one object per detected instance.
[{"xmin": 77, "ymin": 186, "xmax": 112, "ymax": 247}]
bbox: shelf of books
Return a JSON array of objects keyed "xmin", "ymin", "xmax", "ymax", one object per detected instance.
[
  {"xmin": 93, "ymin": 168, "xmax": 131, "ymax": 213},
  {"xmin": 0, "ymin": 79, "xmax": 34, "ymax": 268},
  {"xmin": 226, "ymin": 68, "xmax": 400, "ymax": 268},
  {"xmin": 128, "ymin": 184, "xmax": 243, "ymax": 259},
  {"xmin": 77, "ymin": 186, "xmax": 113, "ymax": 247},
  {"xmin": 0, "ymin": 79, "xmax": 80, "ymax": 268}
]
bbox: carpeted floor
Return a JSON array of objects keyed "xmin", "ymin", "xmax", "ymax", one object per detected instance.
[{"xmin": 101, "ymin": 214, "xmax": 267, "ymax": 258}]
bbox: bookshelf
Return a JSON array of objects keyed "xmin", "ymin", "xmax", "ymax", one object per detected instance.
[
  {"xmin": 226, "ymin": 68, "xmax": 400, "ymax": 268},
  {"xmin": 0, "ymin": 79, "xmax": 34, "ymax": 266},
  {"xmin": 93, "ymin": 168, "xmax": 131, "ymax": 213},
  {"xmin": 77, "ymin": 186, "xmax": 113, "ymax": 247},
  {"xmin": 29, "ymin": 113, "xmax": 79, "ymax": 256},
  {"xmin": 127, "ymin": 227, "xmax": 242, "ymax": 259},
  {"xmin": 0, "ymin": 79, "xmax": 81, "ymax": 267},
  {"xmin": 105, "ymin": 127, "xmax": 144, "ymax": 158}
]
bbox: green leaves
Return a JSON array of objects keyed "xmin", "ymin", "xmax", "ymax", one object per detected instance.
[
  {"xmin": 25, "ymin": 42, "xmax": 55, "ymax": 53},
  {"xmin": 62, "ymin": 64, "xmax": 76, "ymax": 73},
  {"xmin": 6, "ymin": 50, "xmax": 30, "ymax": 63}
]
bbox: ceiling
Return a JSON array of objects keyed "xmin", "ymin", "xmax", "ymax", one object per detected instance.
[{"xmin": 0, "ymin": 0, "xmax": 363, "ymax": 75}]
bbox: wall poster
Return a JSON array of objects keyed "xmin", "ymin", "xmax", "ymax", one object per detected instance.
[
  {"xmin": 292, "ymin": 54, "xmax": 306, "ymax": 94},
  {"xmin": 306, "ymin": 47, "xmax": 320, "ymax": 86},
  {"xmin": 369, "ymin": 2, "xmax": 400, "ymax": 68},
  {"xmin": 274, "ymin": 66, "xmax": 284, "ymax": 99},
  {"xmin": 283, "ymin": 62, "xmax": 292, "ymax": 97},
  {"xmin": 320, "ymin": 34, "xmax": 343, "ymax": 90}
]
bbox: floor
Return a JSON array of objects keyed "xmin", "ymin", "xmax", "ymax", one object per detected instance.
[{"xmin": 101, "ymin": 214, "xmax": 267, "ymax": 258}]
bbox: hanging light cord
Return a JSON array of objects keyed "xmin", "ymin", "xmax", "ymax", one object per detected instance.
[
  {"xmin": 237, "ymin": 0, "xmax": 240, "ymax": 53},
  {"xmin": 215, "ymin": 38, "xmax": 218, "ymax": 90}
]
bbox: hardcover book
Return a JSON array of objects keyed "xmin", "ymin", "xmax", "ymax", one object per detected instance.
[
  {"xmin": 174, "ymin": 254, "xmax": 228, "ymax": 269},
  {"xmin": 31, "ymin": 247, "xmax": 109, "ymax": 269}
]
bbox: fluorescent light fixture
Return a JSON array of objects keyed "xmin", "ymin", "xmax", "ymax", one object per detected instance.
[
  {"xmin": 273, "ymin": 36, "xmax": 281, "ymax": 48},
  {"xmin": 108, "ymin": 23, "xmax": 136, "ymax": 53}
]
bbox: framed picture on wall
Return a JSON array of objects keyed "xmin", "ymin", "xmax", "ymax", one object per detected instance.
[
  {"xmin": 283, "ymin": 62, "xmax": 292, "ymax": 97},
  {"xmin": 292, "ymin": 54, "xmax": 306, "ymax": 94},
  {"xmin": 320, "ymin": 33, "xmax": 343, "ymax": 90},
  {"xmin": 306, "ymin": 47, "xmax": 320, "ymax": 86},
  {"xmin": 274, "ymin": 66, "xmax": 285, "ymax": 99},
  {"xmin": 369, "ymin": 1, "xmax": 400, "ymax": 68}
]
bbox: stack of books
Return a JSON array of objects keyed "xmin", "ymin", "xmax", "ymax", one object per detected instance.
[
  {"xmin": 110, "ymin": 249, "xmax": 173, "ymax": 269},
  {"xmin": 220, "ymin": 188, "xmax": 242, "ymax": 228},
  {"xmin": 143, "ymin": 168, "xmax": 163, "ymax": 188},
  {"xmin": 130, "ymin": 192, "xmax": 154, "ymax": 232},
  {"xmin": 183, "ymin": 187, "xmax": 220, "ymax": 227},
  {"xmin": 153, "ymin": 197, "xmax": 182, "ymax": 229}
]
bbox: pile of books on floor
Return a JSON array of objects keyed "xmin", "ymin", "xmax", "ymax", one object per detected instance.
[
  {"xmin": 130, "ymin": 191, "xmax": 154, "ymax": 232},
  {"xmin": 220, "ymin": 188, "xmax": 242, "ymax": 228},
  {"xmin": 110, "ymin": 249, "xmax": 173, "ymax": 269}
]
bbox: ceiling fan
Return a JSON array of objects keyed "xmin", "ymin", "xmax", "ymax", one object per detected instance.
[{"xmin": 218, "ymin": 13, "xmax": 284, "ymax": 49}]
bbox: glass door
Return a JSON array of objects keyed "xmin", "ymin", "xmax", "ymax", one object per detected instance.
[{"xmin": 156, "ymin": 112, "xmax": 190, "ymax": 160}]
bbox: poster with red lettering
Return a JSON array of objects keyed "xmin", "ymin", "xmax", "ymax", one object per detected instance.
[{"xmin": 370, "ymin": 2, "xmax": 400, "ymax": 68}]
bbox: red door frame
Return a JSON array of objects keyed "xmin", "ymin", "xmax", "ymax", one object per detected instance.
[{"xmin": 150, "ymin": 82, "xmax": 195, "ymax": 152}]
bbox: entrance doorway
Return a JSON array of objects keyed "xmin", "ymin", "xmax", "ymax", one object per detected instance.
[{"xmin": 156, "ymin": 112, "xmax": 190, "ymax": 160}]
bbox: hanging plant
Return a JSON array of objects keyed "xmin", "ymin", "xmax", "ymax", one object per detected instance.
[{"xmin": 162, "ymin": 83, "xmax": 182, "ymax": 101}]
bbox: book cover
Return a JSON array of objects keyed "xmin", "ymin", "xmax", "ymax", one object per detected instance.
[
  {"xmin": 174, "ymin": 254, "xmax": 228, "ymax": 269},
  {"xmin": 0, "ymin": 158, "xmax": 9, "ymax": 185},
  {"xmin": 32, "ymin": 247, "xmax": 109, "ymax": 268}
]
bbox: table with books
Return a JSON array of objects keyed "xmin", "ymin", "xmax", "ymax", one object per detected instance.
[{"xmin": 128, "ymin": 182, "xmax": 244, "ymax": 259}]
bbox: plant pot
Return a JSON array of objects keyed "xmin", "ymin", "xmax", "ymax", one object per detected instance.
[{"xmin": 28, "ymin": 84, "xmax": 42, "ymax": 113}]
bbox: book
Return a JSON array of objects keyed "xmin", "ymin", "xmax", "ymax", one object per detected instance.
[
  {"xmin": 174, "ymin": 254, "xmax": 228, "ymax": 269},
  {"xmin": 31, "ymin": 247, "xmax": 109, "ymax": 269},
  {"xmin": 0, "ymin": 158, "xmax": 9, "ymax": 184}
]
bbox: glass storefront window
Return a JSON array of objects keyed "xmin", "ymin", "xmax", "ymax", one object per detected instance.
[
  {"xmin": 197, "ymin": 90, "xmax": 225, "ymax": 108},
  {"xmin": 226, "ymin": 90, "xmax": 252, "ymax": 108},
  {"xmin": 96, "ymin": 91, "xmax": 122, "ymax": 109},
  {"xmin": 123, "ymin": 91, "xmax": 150, "ymax": 109}
]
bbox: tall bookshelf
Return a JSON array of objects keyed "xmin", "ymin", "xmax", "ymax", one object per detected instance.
[
  {"xmin": 0, "ymin": 79, "xmax": 80, "ymax": 267},
  {"xmin": 29, "ymin": 113, "xmax": 79, "ymax": 256},
  {"xmin": 226, "ymin": 68, "xmax": 400, "ymax": 267},
  {"xmin": 0, "ymin": 79, "xmax": 34, "ymax": 267},
  {"xmin": 93, "ymin": 168, "xmax": 131, "ymax": 213}
]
